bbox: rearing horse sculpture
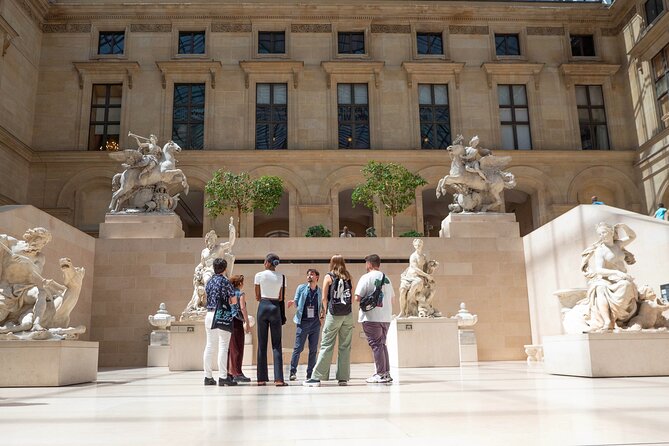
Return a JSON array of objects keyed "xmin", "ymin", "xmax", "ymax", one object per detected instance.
[
  {"xmin": 436, "ymin": 136, "xmax": 516, "ymax": 213},
  {"xmin": 108, "ymin": 140, "xmax": 189, "ymax": 213}
]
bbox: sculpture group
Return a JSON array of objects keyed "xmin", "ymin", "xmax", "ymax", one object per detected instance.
[
  {"xmin": 437, "ymin": 135, "xmax": 516, "ymax": 213},
  {"xmin": 558, "ymin": 222, "xmax": 668, "ymax": 333},
  {"xmin": 0, "ymin": 228, "xmax": 86, "ymax": 340},
  {"xmin": 108, "ymin": 132, "xmax": 189, "ymax": 213},
  {"xmin": 398, "ymin": 239, "xmax": 440, "ymax": 318}
]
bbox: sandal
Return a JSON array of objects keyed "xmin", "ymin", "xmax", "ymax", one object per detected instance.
[{"xmin": 274, "ymin": 381, "xmax": 288, "ymax": 387}]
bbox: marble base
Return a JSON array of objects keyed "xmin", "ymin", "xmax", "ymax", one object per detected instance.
[
  {"xmin": 459, "ymin": 329, "xmax": 479, "ymax": 362},
  {"xmin": 169, "ymin": 321, "xmax": 207, "ymax": 371},
  {"xmin": 387, "ymin": 317, "xmax": 460, "ymax": 367},
  {"xmin": 147, "ymin": 345, "xmax": 169, "ymax": 367},
  {"xmin": 0, "ymin": 340, "xmax": 99, "ymax": 387},
  {"xmin": 440, "ymin": 212, "xmax": 519, "ymax": 238},
  {"xmin": 543, "ymin": 332, "xmax": 669, "ymax": 377},
  {"xmin": 99, "ymin": 213, "xmax": 184, "ymax": 239}
]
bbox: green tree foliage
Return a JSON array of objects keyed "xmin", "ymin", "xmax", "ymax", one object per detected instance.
[
  {"xmin": 400, "ymin": 230, "xmax": 423, "ymax": 237},
  {"xmin": 305, "ymin": 224, "xmax": 332, "ymax": 237},
  {"xmin": 205, "ymin": 170, "xmax": 284, "ymax": 234},
  {"xmin": 351, "ymin": 161, "xmax": 427, "ymax": 237}
]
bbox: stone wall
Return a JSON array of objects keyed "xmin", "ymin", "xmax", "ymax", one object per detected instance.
[{"xmin": 523, "ymin": 204, "xmax": 669, "ymax": 344}]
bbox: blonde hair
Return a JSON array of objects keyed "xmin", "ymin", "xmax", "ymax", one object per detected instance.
[{"xmin": 329, "ymin": 255, "xmax": 351, "ymax": 281}]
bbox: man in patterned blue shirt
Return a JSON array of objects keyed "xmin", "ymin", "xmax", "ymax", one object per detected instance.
[{"xmin": 203, "ymin": 258, "xmax": 238, "ymax": 386}]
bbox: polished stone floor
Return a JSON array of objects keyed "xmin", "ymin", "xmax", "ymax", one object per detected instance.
[{"xmin": 3, "ymin": 362, "xmax": 669, "ymax": 446}]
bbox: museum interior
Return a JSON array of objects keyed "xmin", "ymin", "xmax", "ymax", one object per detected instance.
[{"xmin": 1, "ymin": 0, "xmax": 669, "ymax": 444}]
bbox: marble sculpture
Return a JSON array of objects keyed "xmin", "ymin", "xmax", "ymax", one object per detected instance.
[
  {"xmin": 108, "ymin": 132, "xmax": 189, "ymax": 213},
  {"xmin": 558, "ymin": 222, "xmax": 669, "ymax": 333},
  {"xmin": 0, "ymin": 228, "xmax": 86, "ymax": 340},
  {"xmin": 436, "ymin": 135, "xmax": 516, "ymax": 213},
  {"xmin": 398, "ymin": 238, "xmax": 441, "ymax": 318},
  {"xmin": 180, "ymin": 218, "xmax": 236, "ymax": 321}
]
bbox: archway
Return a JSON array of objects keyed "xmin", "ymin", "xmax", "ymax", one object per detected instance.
[
  {"xmin": 505, "ymin": 189, "xmax": 535, "ymax": 236},
  {"xmin": 338, "ymin": 188, "xmax": 373, "ymax": 237},
  {"xmin": 422, "ymin": 188, "xmax": 448, "ymax": 237},
  {"xmin": 254, "ymin": 190, "xmax": 289, "ymax": 237},
  {"xmin": 175, "ymin": 189, "xmax": 204, "ymax": 237},
  {"xmin": 75, "ymin": 181, "xmax": 111, "ymax": 236}
]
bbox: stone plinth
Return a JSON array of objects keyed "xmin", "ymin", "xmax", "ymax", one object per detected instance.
[
  {"xmin": 440, "ymin": 213, "xmax": 519, "ymax": 238},
  {"xmin": 543, "ymin": 332, "xmax": 669, "ymax": 377},
  {"xmin": 148, "ymin": 345, "xmax": 169, "ymax": 367},
  {"xmin": 0, "ymin": 340, "xmax": 99, "ymax": 387},
  {"xmin": 169, "ymin": 321, "xmax": 207, "ymax": 371},
  {"xmin": 99, "ymin": 213, "xmax": 184, "ymax": 239},
  {"xmin": 459, "ymin": 329, "xmax": 479, "ymax": 362},
  {"xmin": 387, "ymin": 317, "xmax": 460, "ymax": 367}
]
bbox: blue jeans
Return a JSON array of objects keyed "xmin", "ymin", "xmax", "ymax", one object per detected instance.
[{"xmin": 289, "ymin": 318, "xmax": 320, "ymax": 378}]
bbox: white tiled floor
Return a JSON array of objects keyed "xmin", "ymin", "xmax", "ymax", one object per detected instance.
[{"xmin": 3, "ymin": 362, "xmax": 669, "ymax": 446}]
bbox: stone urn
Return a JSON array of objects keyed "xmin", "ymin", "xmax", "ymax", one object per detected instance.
[
  {"xmin": 450, "ymin": 302, "xmax": 478, "ymax": 328},
  {"xmin": 148, "ymin": 303, "xmax": 176, "ymax": 330}
]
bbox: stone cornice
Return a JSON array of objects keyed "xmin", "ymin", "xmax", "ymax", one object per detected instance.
[
  {"xmin": 401, "ymin": 61, "xmax": 465, "ymax": 89},
  {"xmin": 73, "ymin": 61, "xmax": 141, "ymax": 89},
  {"xmin": 14, "ymin": 0, "xmax": 50, "ymax": 27},
  {"xmin": 481, "ymin": 62, "xmax": 544, "ymax": 90},
  {"xmin": 628, "ymin": 13, "xmax": 669, "ymax": 61},
  {"xmin": 239, "ymin": 60, "xmax": 304, "ymax": 89},
  {"xmin": 558, "ymin": 63, "xmax": 621, "ymax": 88},
  {"xmin": 321, "ymin": 61, "xmax": 385, "ymax": 88},
  {"xmin": 0, "ymin": 124, "xmax": 36, "ymax": 163},
  {"xmin": 155, "ymin": 60, "xmax": 222, "ymax": 89},
  {"xmin": 0, "ymin": 15, "xmax": 18, "ymax": 57}
]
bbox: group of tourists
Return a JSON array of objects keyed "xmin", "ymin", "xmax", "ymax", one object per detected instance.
[{"xmin": 202, "ymin": 252, "xmax": 394, "ymax": 387}]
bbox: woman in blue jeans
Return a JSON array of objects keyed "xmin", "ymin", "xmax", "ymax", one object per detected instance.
[{"xmin": 254, "ymin": 253, "xmax": 287, "ymax": 386}]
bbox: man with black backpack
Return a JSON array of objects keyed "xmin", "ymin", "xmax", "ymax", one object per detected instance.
[
  {"xmin": 303, "ymin": 255, "xmax": 354, "ymax": 387},
  {"xmin": 355, "ymin": 254, "xmax": 395, "ymax": 384}
]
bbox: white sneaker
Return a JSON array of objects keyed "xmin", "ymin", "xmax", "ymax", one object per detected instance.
[
  {"xmin": 302, "ymin": 379, "xmax": 321, "ymax": 387},
  {"xmin": 366, "ymin": 374, "xmax": 389, "ymax": 384}
]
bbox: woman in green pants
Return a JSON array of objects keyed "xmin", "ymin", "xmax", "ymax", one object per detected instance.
[{"xmin": 303, "ymin": 255, "xmax": 354, "ymax": 387}]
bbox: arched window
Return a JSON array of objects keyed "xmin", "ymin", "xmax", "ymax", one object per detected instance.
[
  {"xmin": 422, "ymin": 188, "xmax": 448, "ymax": 237},
  {"xmin": 254, "ymin": 190, "xmax": 289, "ymax": 237},
  {"xmin": 338, "ymin": 188, "xmax": 373, "ymax": 236}
]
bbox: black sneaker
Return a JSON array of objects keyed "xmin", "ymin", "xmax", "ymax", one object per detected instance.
[
  {"xmin": 302, "ymin": 378, "xmax": 321, "ymax": 387},
  {"xmin": 338, "ymin": 380, "xmax": 348, "ymax": 386},
  {"xmin": 233, "ymin": 374, "xmax": 251, "ymax": 383},
  {"xmin": 289, "ymin": 373, "xmax": 297, "ymax": 381},
  {"xmin": 204, "ymin": 377, "xmax": 216, "ymax": 386},
  {"xmin": 218, "ymin": 377, "xmax": 238, "ymax": 386}
]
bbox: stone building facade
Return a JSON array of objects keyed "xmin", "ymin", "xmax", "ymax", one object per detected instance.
[{"xmin": 0, "ymin": 0, "xmax": 665, "ymax": 237}]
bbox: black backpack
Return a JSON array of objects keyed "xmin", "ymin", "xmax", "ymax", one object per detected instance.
[
  {"xmin": 359, "ymin": 273, "xmax": 386, "ymax": 312},
  {"xmin": 327, "ymin": 273, "xmax": 352, "ymax": 316}
]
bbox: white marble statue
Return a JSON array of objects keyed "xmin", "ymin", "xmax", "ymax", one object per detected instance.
[
  {"xmin": 451, "ymin": 302, "xmax": 478, "ymax": 328},
  {"xmin": 436, "ymin": 135, "xmax": 516, "ymax": 213},
  {"xmin": 0, "ymin": 228, "xmax": 86, "ymax": 340},
  {"xmin": 557, "ymin": 222, "xmax": 667, "ymax": 333},
  {"xmin": 108, "ymin": 132, "xmax": 189, "ymax": 213},
  {"xmin": 180, "ymin": 218, "xmax": 236, "ymax": 321},
  {"xmin": 398, "ymin": 238, "xmax": 441, "ymax": 318}
]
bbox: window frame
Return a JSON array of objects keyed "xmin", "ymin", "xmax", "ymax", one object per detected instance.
[
  {"xmin": 255, "ymin": 83, "xmax": 288, "ymax": 150},
  {"xmin": 497, "ymin": 84, "xmax": 532, "ymax": 150},
  {"xmin": 172, "ymin": 28, "xmax": 209, "ymax": 59},
  {"xmin": 87, "ymin": 83, "xmax": 123, "ymax": 151},
  {"xmin": 412, "ymin": 26, "xmax": 449, "ymax": 60},
  {"xmin": 570, "ymin": 34, "xmax": 596, "ymax": 58},
  {"xmin": 97, "ymin": 31, "xmax": 125, "ymax": 56},
  {"xmin": 257, "ymin": 31, "xmax": 286, "ymax": 55},
  {"xmin": 332, "ymin": 25, "xmax": 370, "ymax": 59},
  {"xmin": 418, "ymin": 83, "xmax": 451, "ymax": 149},
  {"xmin": 575, "ymin": 84, "xmax": 610, "ymax": 150},
  {"xmin": 651, "ymin": 43, "xmax": 669, "ymax": 128},
  {"xmin": 644, "ymin": 0, "xmax": 666, "ymax": 27},
  {"xmin": 494, "ymin": 33, "xmax": 521, "ymax": 57},
  {"xmin": 172, "ymin": 83, "xmax": 206, "ymax": 150},
  {"xmin": 337, "ymin": 82, "xmax": 371, "ymax": 149},
  {"xmin": 90, "ymin": 25, "xmax": 129, "ymax": 60}
]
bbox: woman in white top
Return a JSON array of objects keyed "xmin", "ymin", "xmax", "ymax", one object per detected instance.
[{"xmin": 254, "ymin": 252, "xmax": 287, "ymax": 386}]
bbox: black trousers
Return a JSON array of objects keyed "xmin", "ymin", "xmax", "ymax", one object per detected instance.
[{"xmin": 256, "ymin": 299, "xmax": 284, "ymax": 382}]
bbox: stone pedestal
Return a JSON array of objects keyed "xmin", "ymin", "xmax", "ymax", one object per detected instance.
[
  {"xmin": 543, "ymin": 332, "xmax": 669, "ymax": 377},
  {"xmin": 169, "ymin": 321, "xmax": 206, "ymax": 371},
  {"xmin": 387, "ymin": 317, "xmax": 460, "ymax": 367},
  {"xmin": 99, "ymin": 213, "xmax": 184, "ymax": 239},
  {"xmin": 147, "ymin": 330, "xmax": 170, "ymax": 367},
  {"xmin": 440, "ymin": 212, "xmax": 519, "ymax": 238},
  {"xmin": 459, "ymin": 329, "xmax": 478, "ymax": 362},
  {"xmin": 0, "ymin": 340, "xmax": 99, "ymax": 387}
]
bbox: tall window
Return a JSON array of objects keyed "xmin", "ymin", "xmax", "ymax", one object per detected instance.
[
  {"xmin": 418, "ymin": 84, "xmax": 451, "ymax": 149},
  {"xmin": 256, "ymin": 83, "xmax": 287, "ymax": 150},
  {"xmin": 495, "ymin": 34, "xmax": 520, "ymax": 56},
  {"xmin": 652, "ymin": 43, "xmax": 669, "ymax": 127},
  {"xmin": 338, "ymin": 32, "xmax": 365, "ymax": 55},
  {"xmin": 417, "ymin": 33, "xmax": 443, "ymax": 55},
  {"xmin": 576, "ymin": 85, "xmax": 609, "ymax": 150},
  {"xmin": 498, "ymin": 84, "xmax": 531, "ymax": 150},
  {"xmin": 178, "ymin": 31, "xmax": 205, "ymax": 54},
  {"xmin": 172, "ymin": 83, "xmax": 205, "ymax": 150},
  {"xmin": 258, "ymin": 32, "xmax": 286, "ymax": 54},
  {"xmin": 338, "ymin": 83, "xmax": 369, "ymax": 149},
  {"xmin": 88, "ymin": 84, "xmax": 121, "ymax": 151},
  {"xmin": 570, "ymin": 35, "xmax": 595, "ymax": 57},
  {"xmin": 98, "ymin": 31, "xmax": 125, "ymax": 55},
  {"xmin": 645, "ymin": 0, "xmax": 665, "ymax": 26}
]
